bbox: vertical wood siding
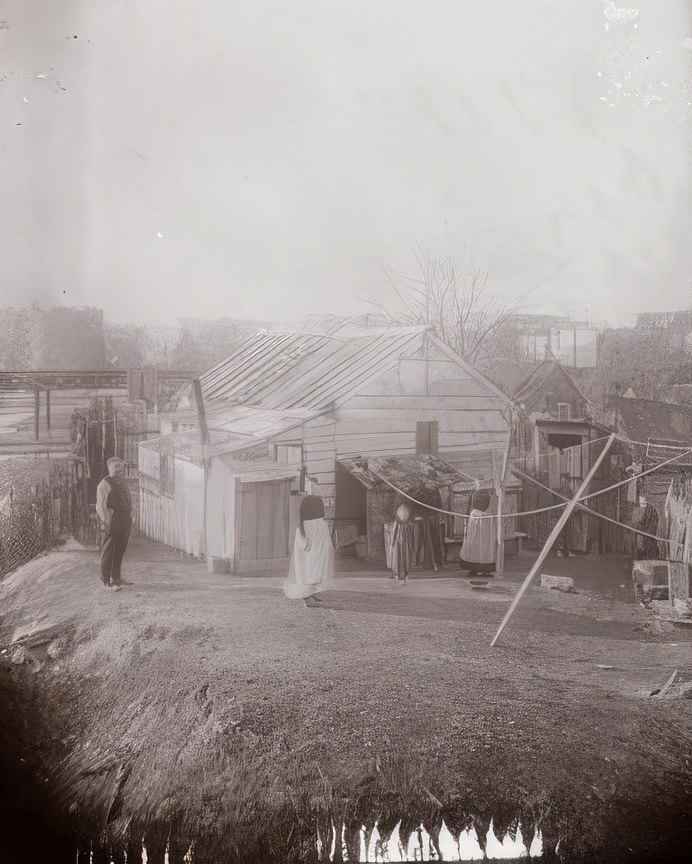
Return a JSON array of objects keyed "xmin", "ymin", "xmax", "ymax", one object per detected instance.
[{"xmin": 139, "ymin": 447, "xmax": 205, "ymax": 556}]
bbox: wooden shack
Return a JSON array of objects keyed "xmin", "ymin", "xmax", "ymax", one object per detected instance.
[{"xmin": 138, "ymin": 324, "xmax": 513, "ymax": 570}]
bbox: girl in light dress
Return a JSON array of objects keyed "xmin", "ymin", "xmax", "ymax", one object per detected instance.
[
  {"xmin": 459, "ymin": 490, "xmax": 496, "ymax": 576},
  {"xmin": 284, "ymin": 495, "xmax": 334, "ymax": 607}
]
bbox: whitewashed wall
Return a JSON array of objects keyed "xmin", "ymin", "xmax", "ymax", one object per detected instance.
[
  {"xmin": 206, "ymin": 457, "xmax": 237, "ymax": 562},
  {"xmin": 297, "ymin": 353, "xmax": 509, "ymax": 493},
  {"xmin": 138, "ymin": 445, "xmax": 205, "ymax": 556}
]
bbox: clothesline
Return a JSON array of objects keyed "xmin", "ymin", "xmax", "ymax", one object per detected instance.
[
  {"xmin": 509, "ymin": 433, "xmax": 691, "ymax": 473},
  {"xmin": 510, "ymin": 433, "xmax": 612, "ymax": 469},
  {"xmin": 367, "ymin": 445, "xmax": 692, "ymax": 542}
]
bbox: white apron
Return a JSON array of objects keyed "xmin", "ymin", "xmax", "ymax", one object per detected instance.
[{"xmin": 283, "ymin": 517, "xmax": 334, "ymax": 599}]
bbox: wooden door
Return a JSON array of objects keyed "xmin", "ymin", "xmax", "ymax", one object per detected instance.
[{"xmin": 238, "ymin": 479, "xmax": 291, "ymax": 567}]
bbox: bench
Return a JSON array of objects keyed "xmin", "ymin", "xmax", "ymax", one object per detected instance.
[
  {"xmin": 504, "ymin": 532, "xmax": 529, "ymax": 557},
  {"xmin": 443, "ymin": 537, "xmax": 463, "ymax": 563}
]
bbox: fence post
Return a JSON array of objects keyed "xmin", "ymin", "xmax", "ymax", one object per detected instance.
[
  {"xmin": 34, "ymin": 385, "xmax": 40, "ymax": 440},
  {"xmin": 666, "ymin": 477, "xmax": 691, "ymax": 610}
]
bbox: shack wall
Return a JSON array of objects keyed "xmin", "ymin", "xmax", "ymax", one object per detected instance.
[
  {"xmin": 299, "ymin": 355, "xmax": 509, "ymax": 503},
  {"xmin": 139, "ymin": 445, "xmax": 205, "ymax": 556},
  {"xmin": 206, "ymin": 457, "xmax": 236, "ymax": 562}
]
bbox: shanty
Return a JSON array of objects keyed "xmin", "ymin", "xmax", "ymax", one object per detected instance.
[
  {"xmin": 2, "ymin": 313, "xmax": 691, "ymax": 864},
  {"xmin": 2, "ymin": 3, "xmax": 692, "ymax": 861},
  {"xmin": 137, "ymin": 323, "xmax": 518, "ymax": 572}
]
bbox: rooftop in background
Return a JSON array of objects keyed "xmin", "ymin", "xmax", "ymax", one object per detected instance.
[
  {"xmin": 635, "ymin": 310, "xmax": 692, "ymax": 331},
  {"xmin": 474, "ymin": 357, "xmax": 539, "ymax": 399},
  {"xmin": 614, "ymin": 397, "xmax": 692, "ymax": 446},
  {"xmin": 507, "ymin": 313, "xmax": 591, "ymax": 331}
]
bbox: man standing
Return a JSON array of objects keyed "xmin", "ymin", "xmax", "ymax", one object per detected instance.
[{"xmin": 96, "ymin": 457, "xmax": 132, "ymax": 589}]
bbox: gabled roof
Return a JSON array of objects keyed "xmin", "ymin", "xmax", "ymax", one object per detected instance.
[
  {"xmin": 198, "ymin": 325, "xmax": 509, "ymax": 435},
  {"xmin": 144, "ymin": 325, "xmax": 513, "ymax": 469},
  {"xmin": 475, "ymin": 357, "xmax": 538, "ymax": 399},
  {"xmin": 200, "ymin": 326, "xmax": 430, "ymax": 412},
  {"xmin": 513, "ymin": 359, "xmax": 586, "ymax": 411}
]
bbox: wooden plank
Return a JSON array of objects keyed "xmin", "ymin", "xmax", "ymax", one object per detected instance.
[
  {"xmin": 439, "ymin": 432, "xmax": 509, "ymax": 447},
  {"xmin": 669, "ymin": 562, "xmax": 689, "ymax": 607},
  {"xmin": 255, "ymin": 483, "xmax": 274, "ymax": 559},
  {"xmin": 309, "ymin": 476, "xmax": 336, "ymax": 491},
  {"xmin": 334, "ymin": 407, "xmax": 504, "ymax": 430},
  {"xmin": 336, "ymin": 439, "xmax": 413, "ymax": 457},
  {"xmin": 275, "ymin": 480, "xmax": 290, "ymax": 557},
  {"xmin": 303, "ymin": 427, "xmax": 335, "ymax": 443},
  {"xmin": 305, "ymin": 463, "xmax": 336, "ymax": 482},
  {"xmin": 239, "ymin": 482, "xmax": 258, "ymax": 560},
  {"xmin": 334, "ymin": 436, "xmax": 508, "ymax": 461},
  {"xmin": 441, "ymin": 438, "xmax": 510, "ymax": 452},
  {"xmin": 303, "ymin": 434, "xmax": 334, "ymax": 450},
  {"xmin": 304, "ymin": 438, "xmax": 337, "ymax": 453},
  {"xmin": 34, "ymin": 385, "xmax": 40, "ymax": 440},
  {"xmin": 270, "ymin": 428, "xmax": 305, "ymax": 444},
  {"xmin": 490, "ymin": 434, "xmax": 615, "ymax": 647},
  {"xmin": 305, "ymin": 450, "xmax": 334, "ymax": 466}
]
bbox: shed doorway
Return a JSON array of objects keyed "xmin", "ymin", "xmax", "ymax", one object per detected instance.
[{"xmin": 237, "ymin": 478, "xmax": 291, "ymax": 569}]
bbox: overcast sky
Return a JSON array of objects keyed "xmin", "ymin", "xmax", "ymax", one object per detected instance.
[{"xmin": 1, "ymin": 0, "xmax": 690, "ymax": 328}]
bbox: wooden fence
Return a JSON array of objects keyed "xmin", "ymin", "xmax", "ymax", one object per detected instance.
[{"xmin": 0, "ymin": 455, "xmax": 89, "ymax": 577}]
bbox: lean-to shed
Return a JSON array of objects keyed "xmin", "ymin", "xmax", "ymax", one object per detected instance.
[{"xmin": 138, "ymin": 324, "xmax": 513, "ymax": 571}]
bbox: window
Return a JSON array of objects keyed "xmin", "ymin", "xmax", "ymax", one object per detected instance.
[
  {"xmin": 275, "ymin": 444, "xmax": 303, "ymax": 464},
  {"xmin": 416, "ymin": 421, "xmax": 439, "ymax": 455},
  {"xmin": 557, "ymin": 403, "xmax": 571, "ymax": 421}
]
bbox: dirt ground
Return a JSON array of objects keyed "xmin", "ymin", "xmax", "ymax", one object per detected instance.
[{"xmin": 1, "ymin": 537, "xmax": 691, "ymax": 863}]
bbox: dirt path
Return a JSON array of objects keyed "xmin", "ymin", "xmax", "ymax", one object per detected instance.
[{"xmin": 1, "ymin": 537, "xmax": 690, "ymax": 863}]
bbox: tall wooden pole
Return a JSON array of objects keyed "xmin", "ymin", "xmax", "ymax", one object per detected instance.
[
  {"xmin": 490, "ymin": 433, "xmax": 615, "ymax": 647},
  {"xmin": 34, "ymin": 385, "xmax": 40, "ymax": 440},
  {"xmin": 666, "ymin": 477, "xmax": 690, "ymax": 609},
  {"xmin": 495, "ymin": 416, "xmax": 513, "ymax": 575},
  {"xmin": 192, "ymin": 378, "xmax": 210, "ymax": 568},
  {"xmin": 192, "ymin": 378, "xmax": 209, "ymax": 446}
]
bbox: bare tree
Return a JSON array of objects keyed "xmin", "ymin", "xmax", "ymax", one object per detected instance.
[{"xmin": 368, "ymin": 243, "xmax": 522, "ymax": 364}]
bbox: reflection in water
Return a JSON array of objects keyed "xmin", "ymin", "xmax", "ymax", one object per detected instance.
[
  {"xmin": 318, "ymin": 818, "xmax": 543, "ymax": 861},
  {"xmin": 91, "ymin": 819, "xmax": 542, "ymax": 863},
  {"xmin": 77, "ymin": 821, "xmax": 543, "ymax": 864}
]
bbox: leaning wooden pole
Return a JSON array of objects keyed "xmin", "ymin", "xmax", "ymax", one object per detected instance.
[{"xmin": 490, "ymin": 433, "xmax": 615, "ymax": 647}]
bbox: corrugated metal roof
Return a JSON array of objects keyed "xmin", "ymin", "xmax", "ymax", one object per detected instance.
[
  {"xmin": 199, "ymin": 326, "xmax": 428, "ymax": 413},
  {"xmin": 218, "ymin": 454, "xmax": 301, "ymax": 483},
  {"xmin": 203, "ymin": 404, "xmax": 309, "ymax": 439}
]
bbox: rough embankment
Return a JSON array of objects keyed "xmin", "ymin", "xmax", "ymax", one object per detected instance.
[{"xmin": 1, "ymin": 539, "xmax": 691, "ymax": 863}]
